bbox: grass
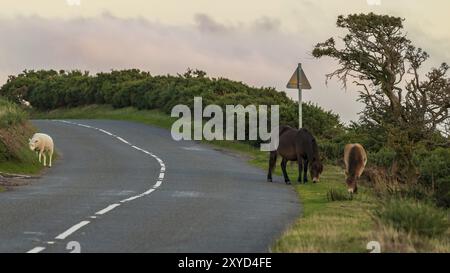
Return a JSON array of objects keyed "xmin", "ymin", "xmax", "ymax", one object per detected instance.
[
  {"xmin": 31, "ymin": 104, "xmax": 450, "ymax": 252},
  {"xmin": 266, "ymin": 164, "xmax": 375, "ymax": 252},
  {"xmin": 327, "ymin": 187, "xmax": 354, "ymax": 202}
]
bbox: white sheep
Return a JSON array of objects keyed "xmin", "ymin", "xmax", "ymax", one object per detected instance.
[
  {"xmin": 29, "ymin": 133, "xmax": 54, "ymax": 167},
  {"xmin": 19, "ymin": 98, "xmax": 32, "ymax": 108}
]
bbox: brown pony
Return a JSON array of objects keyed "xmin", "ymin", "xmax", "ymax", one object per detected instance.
[
  {"xmin": 343, "ymin": 143, "xmax": 367, "ymax": 193},
  {"xmin": 267, "ymin": 126, "xmax": 323, "ymax": 184}
]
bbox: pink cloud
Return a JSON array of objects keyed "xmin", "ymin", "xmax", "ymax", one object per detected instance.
[{"xmin": 0, "ymin": 13, "xmax": 363, "ymax": 122}]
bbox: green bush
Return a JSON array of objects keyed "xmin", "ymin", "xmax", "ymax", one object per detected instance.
[
  {"xmin": 0, "ymin": 69, "xmax": 344, "ymax": 143},
  {"xmin": 369, "ymin": 147, "xmax": 396, "ymax": 168},
  {"xmin": 434, "ymin": 177, "xmax": 450, "ymax": 208},
  {"xmin": 375, "ymin": 198, "xmax": 449, "ymax": 238},
  {"xmin": 415, "ymin": 148, "xmax": 450, "ymax": 185},
  {"xmin": 414, "ymin": 148, "xmax": 450, "ymax": 208},
  {"xmin": 0, "ymin": 98, "xmax": 26, "ymax": 128},
  {"xmin": 318, "ymin": 140, "xmax": 342, "ymax": 163}
]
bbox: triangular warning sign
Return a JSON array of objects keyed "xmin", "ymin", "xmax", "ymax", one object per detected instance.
[{"xmin": 286, "ymin": 67, "xmax": 311, "ymax": 89}]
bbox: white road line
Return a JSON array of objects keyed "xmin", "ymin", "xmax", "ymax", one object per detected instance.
[
  {"xmin": 154, "ymin": 180, "xmax": 162, "ymax": 188},
  {"xmin": 26, "ymin": 120, "xmax": 168, "ymax": 253},
  {"xmin": 120, "ymin": 196, "xmax": 139, "ymax": 203},
  {"xmin": 55, "ymin": 221, "xmax": 90, "ymax": 240},
  {"xmin": 116, "ymin": 137, "xmax": 129, "ymax": 144},
  {"xmin": 27, "ymin": 246, "xmax": 46, "ymax": 253},
  {"xmin": 99, "ymin": 129, "xmax": 113, "ymax": 136},
  {"xmin": 143, "ymin": 189, "xmax": 155, "ymax": 195},
  {"xmin": 95, "ymin": 203, "xmax": 121, "ymax": 215}
]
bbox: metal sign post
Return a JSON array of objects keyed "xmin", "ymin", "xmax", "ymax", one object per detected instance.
[
  {"xmin": 286, "ymin": 63, "xmax": 311, "ymax": 129},
  {"xmin": 297, "ymin": 63, "xmax": 303, "ymax": 128}
]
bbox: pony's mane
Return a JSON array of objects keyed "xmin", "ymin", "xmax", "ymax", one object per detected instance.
[{"xmin": 279, "ymin": 125, "xmax": 293, "ymax": 136}]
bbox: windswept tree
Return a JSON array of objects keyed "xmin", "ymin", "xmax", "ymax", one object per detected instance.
[{"xmin": 313, "ymin": 13, "xmax": 450, "ymax": 183}]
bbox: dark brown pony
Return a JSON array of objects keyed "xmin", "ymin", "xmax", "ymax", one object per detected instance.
[
  {"xmin": 343, "ymin": 143, "xmax": 367, "ymax": 193},
  {"xmin": 267, "ymin": 126, "xmax": 323, "ymax": 184}
]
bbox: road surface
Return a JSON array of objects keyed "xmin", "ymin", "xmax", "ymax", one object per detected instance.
[{"xmin": 0, "ymin": 120, "xmax": 299, "ymax": 253}]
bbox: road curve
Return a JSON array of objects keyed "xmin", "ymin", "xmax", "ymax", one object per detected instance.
[{"xmin": 0, "ymin": 120, "xmax": 300, "ymax": 253}]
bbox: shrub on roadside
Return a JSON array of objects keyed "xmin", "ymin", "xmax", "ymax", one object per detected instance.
[
  {"xmin": 0, "ymin": 69, "xmax": 344, "ymax": 143},
  {"xmin": 414, "ymin": 148, "xmax": 450, "ymax": 208},
  {"xmin": 0, "ymin": 98, "xmax": 26, "ymax": 128},
  {"xmin": 374, "ymin": 198, "xmax": 449, "ymax": 238},
  {"xmin": 369, "ymin": 147, "xmax": 396, "ymax": 169}
]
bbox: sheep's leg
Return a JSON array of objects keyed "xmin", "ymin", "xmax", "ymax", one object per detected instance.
[
  {"xmin": 38, "ymin": 151, "xmax": 42, "ymax": 163},
  {"xmin": 49, "ymin": 151, "xmax": 53, "ymax": 167},
  {"xmin": 43, "ymin": 153, "xmax": 47, "ymax": 166}
]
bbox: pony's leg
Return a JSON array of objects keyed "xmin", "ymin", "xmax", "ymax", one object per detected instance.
[
  {"xmin": 267, "ymin": 151, "xmax": 277, "ymax": 182},
  {"xmin": 281, "ymin": 158, "xmax": 291, "ymax": 184},
  {"xmin": 303, "ymin": 159, "xmax": 309, "ymax": 183},
  {"xmin": 297, "ymin": 159, "xmax": 303, "ymax": 182}
]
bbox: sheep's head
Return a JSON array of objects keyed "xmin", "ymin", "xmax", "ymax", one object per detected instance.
[{"xmin": 29, "ymin": 137, "xmax": 40, "ymax": 151}]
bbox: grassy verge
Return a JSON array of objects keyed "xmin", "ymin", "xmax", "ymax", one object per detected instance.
[
  {"xmin": 0, "ymin": 122, "xmax": 45, "ymax": 175},
  {"xmin": 0, "ymin": 99, "xmax": 45, "ymax": 175},
  {"xmin": 31, "ymin": 105, "xmax": 176, "ymax": 129},
  {"xmin": 32, "ymin": 105, "xmax": 449, "ymax": 252},
  {"xmin": 258, "ymin": 163, "xmax": 376, "ymax": 252}
]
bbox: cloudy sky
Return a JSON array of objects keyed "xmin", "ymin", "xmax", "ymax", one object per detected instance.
[{"xmin": 0, "ymin": 0, "xmax": 449, "ymax": 122}]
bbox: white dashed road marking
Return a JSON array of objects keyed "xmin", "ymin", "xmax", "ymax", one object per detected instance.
[
  {"xmin": 27, "ymin": 246, "xmax": 46, "ymax": 253},
  {"xmin": 95, "ymin": 203, "xmax": 121, "ymax": 215},
  {"xmin": 27, "ymin": 120, "xmax": 167, "ymax": 253},
  {"xmin": 55, "ymin": 221, "xmax": 91, "ymax": 240}
]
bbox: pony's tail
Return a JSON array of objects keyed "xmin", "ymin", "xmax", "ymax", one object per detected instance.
[
  {"xmin": 348, "ymin": 146, "xmax": 359, "ymax": 178},
  {"xmin": 269, "ymin": 151, "xmax": 277, "ymax": 173}
]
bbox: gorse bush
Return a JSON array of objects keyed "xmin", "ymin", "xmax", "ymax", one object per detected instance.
[
  {"xmin": 369, "ymin": 147, "xmax": 396, "ymax": 168},
  {"xmin": 364, "ymin": 146, "xmax": 450, "ymax": 208},
  {"xmin": 0, "ymin": 69, "xmax": 343, "ymax": 143},
  {"xmin": 374, "ymin": 198, "xmax": 449, "ymax": 238},
  {"xmin": 0, "ymin": 98, "xmax": 26, "ymax": 128},
  {"xmin": 414, "ymin": 148, "xmax": 450, "ymax": 208}
]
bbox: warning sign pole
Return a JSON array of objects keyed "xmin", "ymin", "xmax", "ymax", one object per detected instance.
[
  {"xmin": 286, "ymin": 62, "xmax": 311, "ymax": 129},
  {"xmin": 297, "ymin": 63, "xmax": 303, "ymax": 129}
]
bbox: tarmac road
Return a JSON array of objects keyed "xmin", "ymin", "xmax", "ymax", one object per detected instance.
[{"xmin": 0, "ymin": 120, "xmax": 299, "ymax": 253}]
